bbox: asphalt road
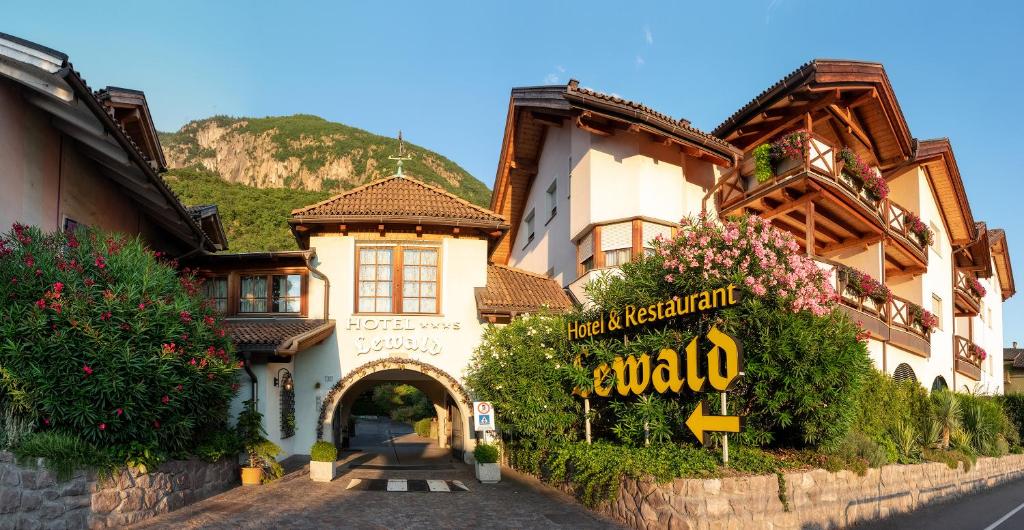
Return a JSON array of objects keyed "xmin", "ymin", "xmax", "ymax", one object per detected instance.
[{"xmin": 857, "ymin": 477, "xmax": 1024, "ymax": 529}]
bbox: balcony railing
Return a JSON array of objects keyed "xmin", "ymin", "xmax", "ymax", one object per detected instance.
[
  {"xmin": 955, "ymin": 335, "xmax": 983, "ymax": 381},
  {"xmin": 831, "ymin": 264, "xmax": 931, "ymax": 346},
  {"xmin": 954, "ymin": 269, "xmax": 983, "ymax": 316},
  {"xmin": 722, "ymin": 132, "xmax": 928, "ymax": 260}
]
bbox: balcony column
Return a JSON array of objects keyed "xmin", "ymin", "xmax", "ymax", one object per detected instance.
[{"xmin": 805, "ymin": 201, "xmax": 815, "ymax": 256}]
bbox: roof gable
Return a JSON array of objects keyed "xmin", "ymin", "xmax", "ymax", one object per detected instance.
[
  {"xmin": 714, "ymin": 59, "xmax": 914, "ymax": 168},
  {"xmin": 990, "ymin": 228, "xmax": 1016, "ymax": 301},
  {"xmin": 913, "ymin": 138, "xmax": 976, "ymax": 245},
  {"xmin": 291, "ymin": 175, "xmax": 507, "ymax": 227}
]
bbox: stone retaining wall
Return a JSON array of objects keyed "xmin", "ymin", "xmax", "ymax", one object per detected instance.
[
  {"xmin": 601, "ymin": 454, "xmax": 1024, "ymax": 529},
  {"xmin": 0, "ymin": 451, "xmax": 237, "ymax": 529}
]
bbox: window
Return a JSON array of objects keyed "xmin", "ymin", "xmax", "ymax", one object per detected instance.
[
  {"xmin": 240, "ymin": 274, "xmax": 302, "ymax": 314},
  {"xmin": 604, "ymin": 248, "xmax": 632, "ymax": 267},
  {"xmin": 401, "ymin": 248, "xmax": 438, "ymax": 313},
  {"xmin": 357, "ymin": 246, "xmax": 440, "ymax": 314},
  {"xmin": 524, "ymin": 209, "xmax": 536, "ymax": 246},
  {"xmin": 546, "ymin": 180, "xmax": 557, "ymax": 221},
  {"xmin": 358, "ymin": 247, "xmax": 393, "ymax": 313},
  {"xmin": 929, "ymin": 221, "xmax": 941, "ymax": 255},
  {"xmin": 931, "ymin": 293, "xmax": 943, "ymax": 331},
  {"xmin": 240, "ymin": 275, "xmax": 268, "ymax": 313},
  {"xmin": 273, "ymin": 275, "xmax": 302, "ymax": 312},
  {"xmin": 202, "ymin": 277, "xmax": 228, "ymax": 313}
]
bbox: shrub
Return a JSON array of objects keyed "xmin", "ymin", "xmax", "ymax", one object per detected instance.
[
  {"xmin": 854, "ymin": 369, "xmax": 930, "ymax": 450},
  {"xmin": 310, "ymin": 440, "xmax": 337, "ymax": 463},
  {"xmin": 998, "ymin": 394, "xmax": 1024, "ymax": 442},
  {"xmin": 957, "ymin": 393, "xmax": 1017, "ymax": 456},
  {"xmin": 414, "ymin": 418, "xmax": 433, "ymax": 438},
  {"xmin": 14, "ymin": 431, "xmax": 113, "ymax": 480},
  {"xmin": 0, "ymin": 225, "xmax": 238, "ymax": 463},
  {"xmin": 466, "ymin": 312, "xmax": 579, "ymax": 453},
  {"xmin": 539, "ymin": 442, "xmax": 718, "ymax": 506},
  {"xmin": 474, "ymin": 442, "xmax": 500, "ymax": 464},
  {"xmin": 832, "ymin": 430, "xmax": 889, "ymax": 468},
  {"xmin": 194, "ymin": 428, "xmax": 243, "ymax": 463},
  {"xmin": 932, "ymin": 390, "xmax": 962, "ymax": 449}
]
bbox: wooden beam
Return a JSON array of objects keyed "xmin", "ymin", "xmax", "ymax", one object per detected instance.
[
  {"xmin": 295, "ymin": 225, "xmax": 310, "ymax": 233},
  {"xmin": 760, "ymin": 191, "xmax": 819, "ymax": 220},
  {"xmin": 339, "ymin": 224, "xmax": 348, "ymax": 236},
  {"xmin": 530, "ymin": 111, "xmax": 565, "ymax": 127},
  {"xmin": 510, "ymin": 158, "xmax": 538, "ymax": 174},
  {"xmin": 378, "ymin": 224, "xmax": 385, "ymax": 237},
  {"xmin": 827, "ymin": 104, "xmax": 872, "ymax": 150},
  {"xmin": 820, "ymin": 234, "xmax": 884, "ymax": 257}
]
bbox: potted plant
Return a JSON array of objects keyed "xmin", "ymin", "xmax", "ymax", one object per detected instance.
[
  {"xmin": 473, "ymin": 442, "xmax": 501, "ymax": 483},
  {"xmin": 236, "ymin": 400, "xmax": 284, "ymax": 485},
  {"xmin": 309, "ymin": 440, "xmax": 337, "ymax": 482}
]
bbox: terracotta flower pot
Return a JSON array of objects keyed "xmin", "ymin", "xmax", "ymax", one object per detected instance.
[{"xmin": 241, "ymin": 467, "xmax": 263, "ymax": 486}]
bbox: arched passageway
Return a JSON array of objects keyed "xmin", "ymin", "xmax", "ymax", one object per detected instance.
[{"xmin": 318, "ymin": 359, "xmax": 475, "ymax": 462}]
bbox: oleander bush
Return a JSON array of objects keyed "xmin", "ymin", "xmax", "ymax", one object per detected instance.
[{"xmin": 0, "ymin": 224, "xmax": 239, "ymax": 471}]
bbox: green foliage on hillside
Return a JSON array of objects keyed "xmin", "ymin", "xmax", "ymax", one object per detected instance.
[
  {"xmin": 159, "ymin": 114, "xmax": 491, "ymax": 206},
  {"xmin": 164, "ymin": 166, "xmax": 330, "ymax": 252}
]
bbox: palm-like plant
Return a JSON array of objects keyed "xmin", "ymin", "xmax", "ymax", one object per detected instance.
[{"xmin": 931, "ymin": 391, "xmax": 962, "ymax": 449}]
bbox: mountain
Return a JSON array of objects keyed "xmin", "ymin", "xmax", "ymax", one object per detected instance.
[
  {"xmin": 158, "ymin": 114, "xmax": 494, "ymax": 251},
  {"xmin": 165, "ymin": 166, "xmax": 332, "ymax": 252}
]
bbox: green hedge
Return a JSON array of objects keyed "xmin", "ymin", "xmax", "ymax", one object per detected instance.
[{"xmin": 414, "ymin": 418, "xmax": 432, "ymax": 438}]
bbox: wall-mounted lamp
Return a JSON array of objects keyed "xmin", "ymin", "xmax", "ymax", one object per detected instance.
[{"xmin": 273, "ymin": 368, "xmax": 294, "ymax": 392}]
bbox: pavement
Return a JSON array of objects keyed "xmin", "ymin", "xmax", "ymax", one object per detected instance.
[
  {"xmin": 129, "ymin": 417, "xmax": 621, "ymax": 529},
  {"xmin": 855, "ymin": 475, "xmax": 1024, "ymax": 530}
]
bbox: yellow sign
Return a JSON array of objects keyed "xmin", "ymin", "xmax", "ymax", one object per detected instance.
[
  {"xmin": 579, "ymin": 326, "xmax": 743, "ymax": 398},
  {"xmin": 567, "ymin": 285, "xmax": 739, "ymax": 342},
  {"xmin": 685, "ymin": 401, "xmax": 741, "ymax": 445}
]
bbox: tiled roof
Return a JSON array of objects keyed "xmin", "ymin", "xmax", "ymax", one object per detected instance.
[
  {"xmin": 291, "ymin": 175, "xmax": 507, "ymax": 226},
  {"xmin": 476, "ymin": 265, "xmax": 574, "ymax": 317},
  {"xmin": 1004, "ymin": 347, "xmax": 1024, "ymax": 369},
  {"xmin": 225, "ymin": 318, "xmax": 334, "ymax": 351},
  {"xmin": 565, "ymin": 81, "xmax": 738, "ymax": 155}
]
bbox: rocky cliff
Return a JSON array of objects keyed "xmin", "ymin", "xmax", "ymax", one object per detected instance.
[{"xmin": 159, "ymin": 114, "xmax": 491, "ymax": 206}]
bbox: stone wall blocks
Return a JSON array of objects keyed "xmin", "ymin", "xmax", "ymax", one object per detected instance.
[
  {"xmin": 18, "ymin": 490, "xmax": 42, "ymax": 511},
  {"xmin": 0, "ymin": 467, "xmax": 19, "ymax": 488},
  {"xmin": 702, "ymin": 479, "xmax": 722, "ymax": 496},
  {"xmin": 0, "ymin": 488, "xmax": 21, "ymax": 514},
  {"xmin": 37, "ymin": 501, "xmax": 64, "ymax": 520}
]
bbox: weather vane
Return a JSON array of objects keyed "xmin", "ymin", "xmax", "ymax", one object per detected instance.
[{"xmin": 389, "ymin": 130, "xmax": 413, "ymax": 177}]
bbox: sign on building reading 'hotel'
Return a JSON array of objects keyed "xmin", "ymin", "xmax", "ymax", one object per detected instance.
[{"xmin": 567, "ymin": 284, "xmax": 744, "ymax": 444}]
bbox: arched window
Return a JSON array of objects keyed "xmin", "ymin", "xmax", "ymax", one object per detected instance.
[
  {"xmin": 893, "ymin": 363, "xmax": 917, "ymax": 383},
  {"xmin": 931, "ymin": 376, "xmax": 948, "ymax": 392},
  {"xmin": 277, "ymin": 369, "xmax": 295, "ymax": 439}
]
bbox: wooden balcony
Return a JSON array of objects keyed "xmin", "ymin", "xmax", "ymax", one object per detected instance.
[
  {"xmin": 955, "ymin": 335, "xmax": 983, "ymax": 381},
  {"xmin": 720, "ymin": 133, "xmax": 927, "ymax": 277},
  {"xmin": 828, "ymin": 263, "xmax": 930, "ymax": 357},
  {"xmin": 953, "ymin": 269, "xmax": 983, "ymax": 317}
]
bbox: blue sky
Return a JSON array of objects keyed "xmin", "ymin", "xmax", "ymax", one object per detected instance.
[{"xmin": 6, "ymin": 1, "xmax": 1024, "ymax": 344}]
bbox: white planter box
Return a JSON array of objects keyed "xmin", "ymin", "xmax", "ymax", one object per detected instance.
[
  {"xmin": 475, "ymin": 463, "xmax": 500, "ymax": 484},
  {"xmin": 309, "ymin": 460, "xmax": 336, "ymax": 482}
]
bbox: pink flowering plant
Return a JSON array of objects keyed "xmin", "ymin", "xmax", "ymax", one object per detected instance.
[
  {"xmin": 902, "ymin": 211, "xmax": 934, "ymax": 248},
  {"xmin": 837, "ymin": 265, "xmax": 891, "ymax": 305},
  {"xmin": 572, "ymin": 214, "xmax": 871, "ymax": 448},
  {"xmin": 752, "ymin": 130, "xmax": 810, "ymax": 183},
  {"xmin": 968, "ymin": 276, "xmax": 987, "ymax": 299},
  {"xmin": 0, "ymin": 224, "xmax": 238, "ymax": 466},
  {"xmin": 838, "ymin": 147, "xmax": 889, "ymax": 201},
  {"xmin": 908, "ymin": 303, "xmax": 939, "ymax": 334}
]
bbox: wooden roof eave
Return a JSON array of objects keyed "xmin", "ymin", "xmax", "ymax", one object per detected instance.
[
  {"xmin": 914, "ymin": 140, "xmax": 977, "ymax": 245},
  {"xmin": 563, "ymin": 92, "xmax": 740, "ymax": 166},
  {"xmin": 288, "ymin": 216, "xmax": 510, "ymax": 232}
]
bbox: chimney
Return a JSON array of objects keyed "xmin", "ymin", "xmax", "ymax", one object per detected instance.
[{"xmin": 1015, "ymin": 341, "xmax": 1019, "ymax": 349}]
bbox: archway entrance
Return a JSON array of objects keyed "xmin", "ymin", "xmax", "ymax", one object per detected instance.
[{"xmin": 318, "ymin": 359, "xmax": 474, "ymax": 463}]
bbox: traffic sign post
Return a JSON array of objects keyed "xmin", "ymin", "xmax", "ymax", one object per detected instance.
[{"xmin": 473, "ymin": 401, "xmax": 495, "ymax": 433}]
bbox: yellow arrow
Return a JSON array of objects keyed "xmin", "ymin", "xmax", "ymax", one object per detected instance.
[{"xmin": 685, "ymin": 401, "xmax": 741, "ymax": 445}]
